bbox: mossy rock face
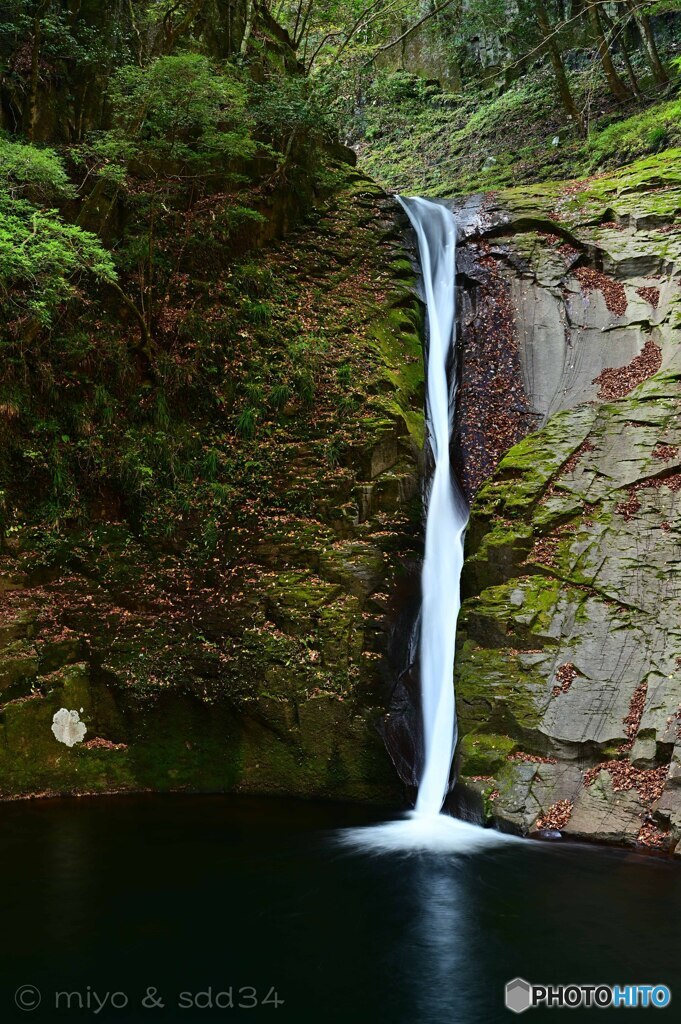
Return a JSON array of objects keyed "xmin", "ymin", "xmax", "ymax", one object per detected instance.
[
  {"xmin": 457, "ymin": 733, "xmax": 515, "ymax": 776},
  {"xmin": 0, "ymin": 168, "xmax": 424, "ymax": 805},
  {"xmin": 452, "ymin": 151, "xmax": 681, "ymax": 852}
]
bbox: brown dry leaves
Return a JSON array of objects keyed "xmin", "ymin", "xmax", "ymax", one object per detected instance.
[
  {"xmin": 530, "ymin": 535, "xmax": 560, "ymax": 567},
  {"xmin": 636, "ymin": 286, "xmax": 660, "ymax": 308},
  {"xmin": 552, "ymin": 662, "xmax": 577, "ymax": 697},
  {"xmin": 562, "ymin": 440, "xmax": 594, "ymax": 475},
  {"xmin": 636, "ymin": 821, "xmax": 667, "ymax": 849},
  {"xmin": 583, "ymin": 760, "xmax": 668, "ymax": 803},
  {"xmin": 652, "ymin": 443, "xmax": 678, "ymax": 461},
  {"xmin": 614, "ymin": 492, "xmax": 641, "ymax": 520},
  {"xmin": 574, "ymin": 267, "xmax": 627, "ymax": 316},
  {"xmin": 507, "ymin": 751, "xmax": 558, "ymax": 764},
  {"xmin": 536, "ymin": 800, "xmax": 573, "ymax": 831},
  {"xmin": 83, "ymin": 737, "xmax": 128, "ymax": 751},
  {"xmin": 622, "ymin": 681, "xmax": 647, "ymax": 751},
  {"xmin": 455, "ymin": 242, "xmax": 531, "ymax": 499},
  {"xmin": 593, "ymin": 339, "xmax": 662, "ymax": 400}
]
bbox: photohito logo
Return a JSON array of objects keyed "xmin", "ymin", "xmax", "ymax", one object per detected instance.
[{"xmin": 505, "ymin": 978, "xmax": 671, "ymax": 1013}]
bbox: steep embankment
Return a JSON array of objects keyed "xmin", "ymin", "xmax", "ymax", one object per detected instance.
[
  {"xmin": 0, "ymin": 168, "xmax": 424, "ymax": 801},
  {"xmin": 0, "ymin": 2, "xmax": 427, "ymax": 801},
  {"xmin": 453, "ymin": 152, "xmax": 681, "ymax": 850}
]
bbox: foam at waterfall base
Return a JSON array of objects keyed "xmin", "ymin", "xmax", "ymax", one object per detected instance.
[{"xmin": 337, "ymin": 812, "xmax": 519, "ymax": 855}]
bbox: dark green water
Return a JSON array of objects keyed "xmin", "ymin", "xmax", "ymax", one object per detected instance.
[{"xmin": 0, "ymin": 795, "xmax": 679, "ymax": 1022}]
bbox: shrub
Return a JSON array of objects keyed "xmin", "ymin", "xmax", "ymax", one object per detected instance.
[{"xmin": 235, "ymin": 407, "xmax": 257, "ymax": 439}]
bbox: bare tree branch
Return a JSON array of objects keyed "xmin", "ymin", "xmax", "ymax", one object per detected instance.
[{"xmin": 361, "ymin": 0, "xmax": 460, "ymax": 67}]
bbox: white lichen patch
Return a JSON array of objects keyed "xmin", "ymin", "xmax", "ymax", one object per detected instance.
[{"xmin": 51, "ymin": 708, "xmax": 87, "ymax": 747}]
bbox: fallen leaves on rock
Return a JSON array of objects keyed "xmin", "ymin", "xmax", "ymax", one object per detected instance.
[
  {"xmin": 583, "ymin": 760, "xmax": 668, "ymax": 803},
  {"xmin": 574, "ymin": 266, "xmax": 627, "ymax": 316},
  {"xmin": 536, "ymin": 800, "xmax": 573, "ymax": 831},
  {"xmin": 614, "ymin": 489, "xmax": 639, "ymax": 520},
  {"xmin": 636, "ymin": 820, "xmax": 667, "ymax": 849},
  {"xmin": 83, "ymin": 737, "xmax": 128, "ymax": 751},
  {"xmin": 617, "ymin": 468, "xmax": 681, "ymax": 522},
  {"xmin": 552, "ymin": 662, "xmax": 577, "ymax": 697},
  {"xmin": 640, "ymin": 470, "xmax": 681, "ymax": 492},
  {"xmin": 652, "ymin": 443, "xmax": 678, "ymax": 461},
  {"xmin": 456, "ymin": 240, "xmax": 532, "ymax": 499},
  {"xmin": 621, "ymin": 681, "xmax": 647, "ymax": 751},
  {"xmin": 593, "ymin": 339, "xmax": 662, "ymax": 400},
  {"xmin": 561, "ymin": 440, "xmax": 594, "ymax": 475},
  {"xmin": 508, "ymin": 751, "xmax": 558, "ymax": 764},
  {"xmin": 636, "ymin": 286, "xmax": 660, "ymax": 308},
  {"xmin": 529, "ymin": 535, "xmax": 560, "ymax": 567}
]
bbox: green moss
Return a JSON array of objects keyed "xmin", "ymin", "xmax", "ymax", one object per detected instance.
[
  {"xmin": 458, "ymin": 732, "xmax": 515, "ymax": 775},
  {"xmin": 355, "ymin": 59, "xmax": 681, "ymax": 200},
  {"xmin": 483, "ymin": 406, "xmax": 597, "ymax": 511},
  {"xmin": 456, "ymin": 637, "xmax": 548, "ymax": 739},
  {"xmin": 464, "ymin": 519, "xmax": 534, "ymax": 593},
  {"xmin": 0, "ymin": 152, "xmax": 428, "ymax": 803}
]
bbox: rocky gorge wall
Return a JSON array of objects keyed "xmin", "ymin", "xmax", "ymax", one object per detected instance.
[
  {"xmin": 451, "ymin": 151, "xmax": 681, "ymax": 852},
  {"xmin": 2, "ymin": 81, "xmax": 680, "ymax": 857},
  {"xmin": 0, "ymin": 169, "xmax": 426, "ymax": 804},
  {"xmin": 0, "ymin": 1, "xmax": 429, "ymax": 806}
]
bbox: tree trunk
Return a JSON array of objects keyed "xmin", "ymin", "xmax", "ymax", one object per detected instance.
[
  {"xmin": 240, "ymin": 0, "xmax": 256, "ymax": 55},
  {"xmin": 602, "ymin": 12, "xmax": 642, "ymax": 99},
  {"xmin": 26, "ymin": 0, "xmax": 51, "ymax": 139},
  {"xmin": 620, "ymin": 41, "xmax": 642, "ymax": 99},
  {"xmin": 587, "ymin": 1, "xmax": 631, "ymax": 102},
  {"xmin": 618, "ymin": 36, "xmax": 639, "ymax": 97},
  {"xmin": 160, "ymin": 0, "xmax": 207, "ymax": 54},
  {"xmin": 105, "ymin": 278, "xmax": 154, "ymax": 362},
  {"xmin": 535, "ymin": 0, "xmax": 585, "ymax": 136},
  {"xmin": 627, "ymin": 1, "xmax": 669, "ymax": 85}
]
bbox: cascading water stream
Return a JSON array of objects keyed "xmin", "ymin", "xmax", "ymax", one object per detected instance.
[
  {"xmin": 339, "ymin": 199, "xmax": 515, "ymax": 851},
  {"xmin": 400, "ymin": 197, "xmax": 469, "ymax": 818}
]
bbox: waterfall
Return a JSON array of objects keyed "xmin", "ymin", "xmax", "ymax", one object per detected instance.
[
  {"xmin": 339, "ymin": 198, "xmax": 505, "ymax": 850},
  {"xmin": 400, "ymin": 197, "xmax": 469, "ymax": 817}
]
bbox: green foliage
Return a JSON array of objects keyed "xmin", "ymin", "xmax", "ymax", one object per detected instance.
[
  {"xmin": 354, "ymin": 56, "xmax": 681, "ymax": 197},
  {"xmin": 96, "ymin": 54, "xmax": 257, "ymax": 176},
  {"xmin": 336, "ymin": 393, "xmax": 356, "ymax": 418},
  {"xmin": 325, "ymin": 437, "xmax": 345, "ymax": 466},
  {"xmin": 295, "ymin": 370, "xmax": 315, "ymax": 406},
  {"xmin": 0, "ymin": 140, "xmax": 115, "ymax": 325},
  {"xmin": 243, "ymin": 299, "xmax": 272, "ymax": 324},
  {"xmin": 235, "ymin": 406, "xmax": 258, "ymax": 439},
  {"xmin": 269, "ymin": 382, "xmax": 291, "ymax": 410},
  {"xmin": 336, "ymin": 363, "xmax": 351, "ymax": 386},
  {"xmin": 587, "ymin": 100, "xmax": 681, "ymax": 168},
  {"xmin": 250, "ymin": 76, "xmax": 332, "ymax": 149},
  {"xmin": 0, "ymin": 135, "xmax": 73, "ymax": 199},
  {"xmin": 202, "ymin": 448, "xmax": 220, "ymax": 480},
  {"xmin": 243, "ymin": 381, "xmax": 264, "ymax": 407},
  {"xmin": 230, "ymin": 261, "xmax": 274, "ymax": 297},
  {"xmin": 357, "ymin": 69, "xmax": 561, "ymax": 195},
  {"xmin": 89, "ymin": 54, "xmax": 268, "ymax": 340}
]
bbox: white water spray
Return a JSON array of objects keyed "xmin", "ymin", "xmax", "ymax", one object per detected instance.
[
  {"xmin": 401, "ymin": 197, "xmax": 468, "ymax": 817},
  {"xmin": 339, "ymin": 198, "xmax": 516, "ymax": 853}
]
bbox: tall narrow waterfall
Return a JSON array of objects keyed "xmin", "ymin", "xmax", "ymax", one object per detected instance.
[{"xmin": 400, "ymin": 197, "xmax": 469, "ymax": 817}]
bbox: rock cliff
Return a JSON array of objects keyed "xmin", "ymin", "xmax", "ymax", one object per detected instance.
[{"xmin": 453, "ymin": 151, "xmax": 681, "ymax": 851}]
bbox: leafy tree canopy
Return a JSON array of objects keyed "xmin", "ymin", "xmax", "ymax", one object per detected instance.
[
  {"xmin": 95, "ymin": 54, "xmax": 257, "ymax": 179},
  {"xmin": 0, "ymin": 137, "xmax": 115, "ymax": 326}
]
